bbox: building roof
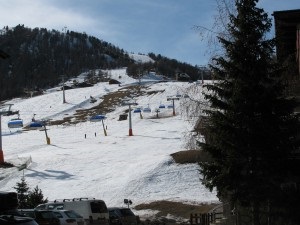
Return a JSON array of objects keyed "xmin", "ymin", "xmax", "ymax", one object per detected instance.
[{"xmin": 273, "ymin": 9, "xmax": 300, "ymax": 63}]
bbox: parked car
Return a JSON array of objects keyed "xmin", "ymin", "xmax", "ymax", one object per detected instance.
[
  {"xmin": 18, "ymin": 209, "xmax": 35, "ymax": 218},
  {"xmin": 108, "ymin": 208, "xmax": 138, "ymax": 225},
  {"xmin": 18, "ymin": 209, "xmax": 60, "ymax": 225},
  {"xmin": 0, "ymin": 192, "xmax": 18, "ymax": 212},
  {"xmin": 36, "ymin": 198, "xmax": 109, "ymax": 225},
  {"xmin": 52, "ymin": 210, "xmax": 85, "ymax": 225},
  {"xmin": 0, "ymin": 215, "xmax": 38, "ymax": 225}
]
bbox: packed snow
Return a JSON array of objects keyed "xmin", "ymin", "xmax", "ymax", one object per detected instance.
[{"xmin": 0, "ymin": 68, "xmax": 218, "ymax": 214}]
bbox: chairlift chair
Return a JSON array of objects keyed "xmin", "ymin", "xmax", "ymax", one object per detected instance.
[
  {"xmin": 8, "ymin": 118, "xmax": 23, "ymax": 129},
  {"xmin": 90, "ymin": 115, "xmax": 107, "ymax": 122},
  {"xmin": 143, "ymin": 104, "xmax": 151, "ymax": 113},
  {"xmin": 28, "ymin": 121, "xmax": 44, "ymax": 130},
  {"xmin": 143, "ymin": 107, "xmax": 151, "ymax": 113},
  {"xmin": 89, "ymin": 114, "xmax": 108, "ymax": 136},
  {"xmin": 158, "ymin": 104, "xmax": 165, "ymax": 109},
  {"xmin": 133, "ymin": 108, "xmax": 142, "ymax": 113}
]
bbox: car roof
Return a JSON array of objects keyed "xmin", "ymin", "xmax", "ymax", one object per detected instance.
[
  {"xmin": 108, "ymin": 207, "xmax": 130, "ymax": 210},
  {"xmin": 52, "ymin": 210, "xmax": 73, "ymax": 212},
  {"xmin": 18, "ymin": 209, "xmax": 41, "ymax": 212},
  {"xmin": 35, "ymin": 210, "xmax": 57, "ymax": 213},
  {"xmin": 19, "ymin": 209, "xmax": 55, "ymax": 211}
]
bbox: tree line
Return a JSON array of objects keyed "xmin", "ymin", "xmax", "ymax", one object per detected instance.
[
  {"xmin": 0, "ymin": 25, "xmax": 203, "ymax": 101},
  {"xmin": 126, "ymin": 53, "xmax": 210, "ymax": 81},
  {"xmin": 0, "ymin": 25, "xmax": 134, "ymax": 101}
]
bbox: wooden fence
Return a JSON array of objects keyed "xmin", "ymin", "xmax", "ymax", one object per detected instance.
[{"xmin": 190, "ymin": 212, "xmax": 223, "ymax": 225}]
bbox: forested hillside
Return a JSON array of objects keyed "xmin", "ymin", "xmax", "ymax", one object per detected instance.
[
  {"xmin": 126, "ymin": 52, "xmax": 208, "ymax": 81},
  {"xmin": 0, "ymin": 25, "xmax": 207, "ymax": 101},
  {"xmin": 0, "ymin": 24, "xmax": 134, "ymax": 100}
]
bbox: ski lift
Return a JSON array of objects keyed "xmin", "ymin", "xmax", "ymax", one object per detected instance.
[
  {"xmin": 158, "ymin": 104, "xmax": 165, "ymax": 109},
  {"xmin": 89, "ymin": 114, "xmax": 108, "ymax": 136},
  {"xmin": 133, "ymin": 108, "xmax": 142, "ymax": 113},
  {"xmin": 90, "ymin": 115, "xmax": 107, "ymax": 122},
  {"xmin": 143, "ymin": 106, "xmax": 151, "ymax": 113},
  {"xmin": 29, "ymin": 121, "xmax": 44, "ymax": 130},
  {"xmin": 8, "ymin": 118, "xmax": 23, "ymax": 129},
  {"xmin": 28, "ymin": 114, "xmax": 46, "ymax": 130},
  {"xmin": 167, "ymin": 105, "xmax": 174, "ymax": 109}
]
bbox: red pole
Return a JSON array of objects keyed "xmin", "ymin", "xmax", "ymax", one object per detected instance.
[
  {"xmin": 0, "ymin": 150, "xmax": 4, "ymax": 163},
  {"xmin": 128, "ymin": 104, "xmax": 133, "ymax": 136},
  {"xmin": 0, "ymin": 114, "xmax": 4, "ymax": 163}
]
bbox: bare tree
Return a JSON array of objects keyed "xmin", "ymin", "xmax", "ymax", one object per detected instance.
[{"xmin": 193, "ymin": 0, "xmax": 236, "ymax": 65}]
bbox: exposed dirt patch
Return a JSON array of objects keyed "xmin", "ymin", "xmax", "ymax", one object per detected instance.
[
  {"xmin": 134, "ymin": 200, "xmax": 218, "ymax": 220},
  {"xmin": 171, "ymin": 150, "xmax": 211, "ymax": 164},
  {"xmin": 136, "ymin": 151, "xmax": 215, "ymax": 224},
  {"xmin": 125, "ymin": 148, "xmax": 216, "ymax": 222},
  {"xmin": 49, "ymin": 85, "xmax": 163, "ymax": 126}
]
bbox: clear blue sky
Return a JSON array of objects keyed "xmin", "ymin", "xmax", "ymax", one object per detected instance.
[{"xmin": 1, "ymin": 0, "xmax": 300, "ymax": 66}]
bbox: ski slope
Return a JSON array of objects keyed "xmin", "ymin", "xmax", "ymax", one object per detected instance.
[{"xmin": 0, "ymin": 68, "xmax": 218, "ymax": 215}]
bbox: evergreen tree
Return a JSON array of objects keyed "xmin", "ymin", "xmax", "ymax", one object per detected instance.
[
  {"xmin": 14, "ymin": 177, "xmax": 29, "ymax": 208},
  {"xmin": 199, "ymin": 0, "xmax": 300, "ymax": 224},
  {"xmin": 14, "ymin": 178, "xmax": 48, "ymax": 209},
  {"xmin": 27, "ymin": 185, "xmax": 48, "ymax": 208}
]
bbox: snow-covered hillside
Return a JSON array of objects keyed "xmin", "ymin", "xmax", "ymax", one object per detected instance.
[
  {"xmin": 129, "ymin": 53, "xmax": 155, "ymax": 63},
  {"xmin": 0, "ymin": 69, "xmax": 218, "ymax": 215}
]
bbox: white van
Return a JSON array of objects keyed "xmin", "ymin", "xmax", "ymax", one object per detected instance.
[{"xmin": 35, "ymin": 198, "xmax": 109, "ymax": 225}]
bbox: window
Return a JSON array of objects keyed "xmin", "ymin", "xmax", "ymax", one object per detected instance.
[
  {"xmin": 90, "ymin": 201, "xmax": 108, "ymax": 213},
  {"xmin": 53, "ymin": 212, "xmax": 63, "ymax": 218},
  {"xmin": 35, "ymin": 204, "xmax": 46, "ymax": 210},
  {"xmin": 36, "ymin": 211, "xmax": 55, "ymax": 219},
  {"xmin": 48, "ymin": 204, "xmax": 63, "ymax": 210},
  {"xmin": 65, "ymin": 210, "xmax": 83, "ymax": 218},
  {"xmin": 109, "ymin": 210, "xmax": 118, "ymax": 217},
  {"xmin": 120, "ymin": 209, "xmax": 134, "ymax": 216}
]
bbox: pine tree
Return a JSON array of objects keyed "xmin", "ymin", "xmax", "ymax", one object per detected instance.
[
  {"xmin": 27, "ymin": 185, "xmax": 48, "ymax": 208},
  {"xmin": 14, "ymin": 177, "xmax": 29, "ymax": 208},
  {"xmin": 199, "ymin": 0, "xmax": 300, "ymax": 224}
]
